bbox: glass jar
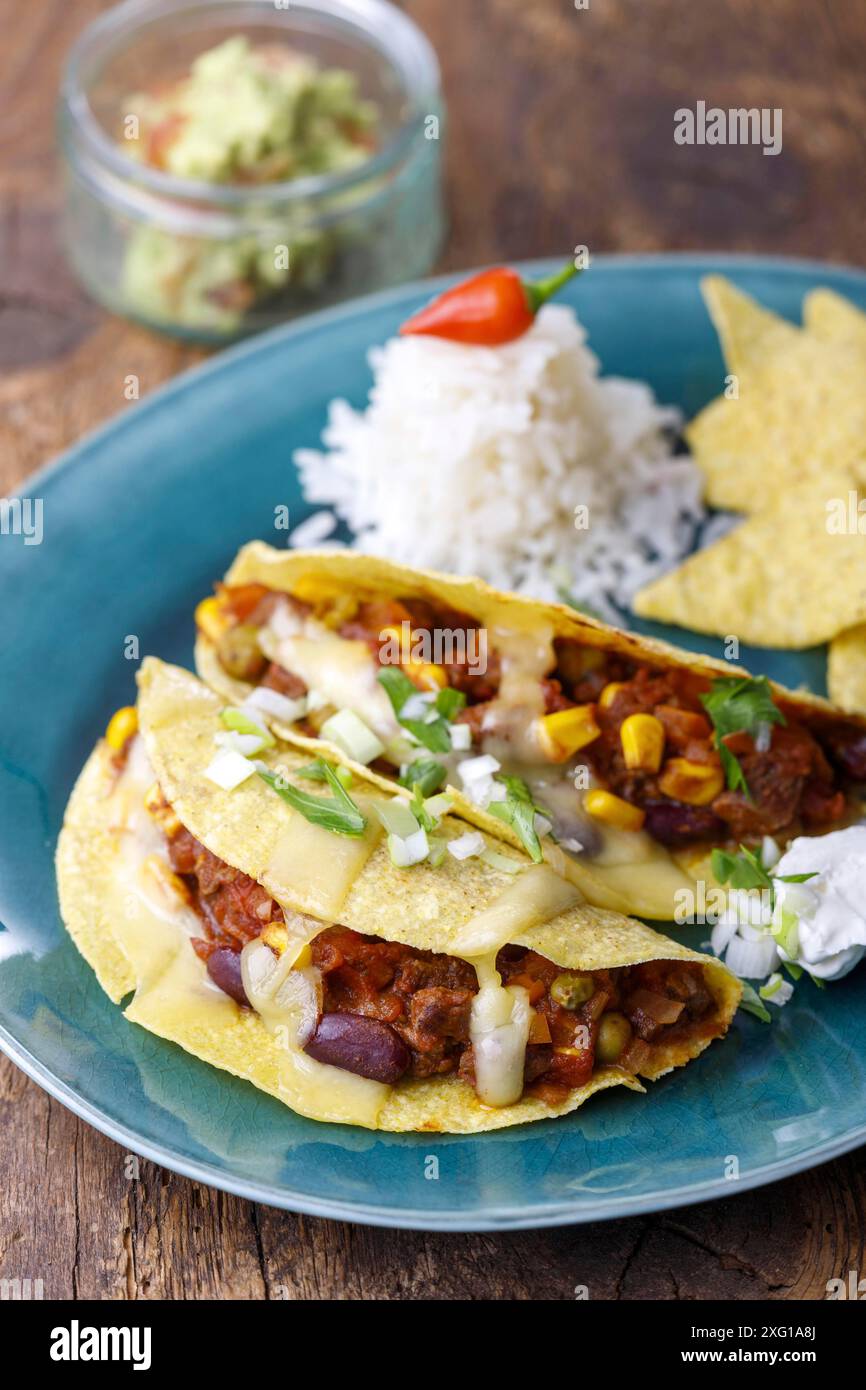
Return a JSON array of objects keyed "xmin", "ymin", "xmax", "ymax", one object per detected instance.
[{"xmin": 58, "ymin": 0, "xmax": 445, "ymax": 342}]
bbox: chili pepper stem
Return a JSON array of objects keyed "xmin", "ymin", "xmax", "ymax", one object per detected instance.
[{"xmin": 524, "ymin": 260, "xmax": 583, "ymax": 314}]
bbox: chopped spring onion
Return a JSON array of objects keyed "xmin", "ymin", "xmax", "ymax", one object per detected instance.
[
  {"xmin": 221, "ymin": 706, "xmax": 275, "ymax": 748},
  {"xmin": 771, "ymin": 905, "xmax": 800, "ymax": 960},
  {"xmin": 204, "ymin": 749, "xmax": 257, "ymax": 790},
  {"xmin": 724, "ymin": 931, "xmax": 780, "ymax": 980},
  {"xmin": 738, "ymin": 982, "xmax": 772, "ymax": 1023},
  {"xmin": 480, "ymin": 847, "xmax": 523, "ymax": 875},
  {"xmin": 388, "ymin": 827, "xmax": 429, "ymax": 867},
  {"xmin": 426, "ymin": 835, "xmax": 448, "ymax": 868},
  {"xmin": 257, "ymin": 762, "xmax": 367, "ymax": 837},
  {"xmin": 320, "ymin": 708, "xmax": 385, "ymax": 765},
  {"xmin": 759, "ymin": 972, "xmax": 794, "ymax": 1006},
  {"xmin": 294, "ymin": 760, "xmax": 353, "ymax": 788},
  {"xmin": 375, "ymin": 799, "xmax": 422, "ymax": 839}
]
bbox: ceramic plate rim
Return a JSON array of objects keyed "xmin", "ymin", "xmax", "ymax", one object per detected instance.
[{"xmin": 5, "ymin": 250, "xmax": 866, "ymax": 1231}]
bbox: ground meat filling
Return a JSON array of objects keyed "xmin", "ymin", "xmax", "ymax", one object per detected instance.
[
  {"xmin": 155, "ymin": 804, "xmax": 721, "ymax": 1100},
  {"xmin": 205, "ymin": 583, "xmax": 861, "ymax": 848}
]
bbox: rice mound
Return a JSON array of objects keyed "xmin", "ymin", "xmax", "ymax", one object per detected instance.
[{"xmin": 294, "ymin": 305, "xmax": 706, "ymax": 618}]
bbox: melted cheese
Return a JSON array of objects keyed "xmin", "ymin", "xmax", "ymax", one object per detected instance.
[
  {"xmin": 480, "ymin": 619, "xmax": 556, "ymax": 761},
  {"xmin": 266, "ymin": 796, "xmax": 383, "ymax": 920},
  {"xmin": 260, "ymin": 616, "xmax": 398, "ymax": 741},
  {"xmin": 108, "ymin": 738, "xmax": 388, "ymax": 1128},
  {"xmin": 470, "ymin": 979, "xmax": 532, "ymax": 1108},
  {"xmin": 454, "ymin": 865, "xmax": 579, "ymax": 1108},
  {"xmin": 451, "ymin": 864, "xmax": 579, "ymax": 959}
]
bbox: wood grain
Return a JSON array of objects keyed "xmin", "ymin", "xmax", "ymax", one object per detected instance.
[{"xmin": 3, "ymin": 0, "xmax": 866, "ymax": 1300}]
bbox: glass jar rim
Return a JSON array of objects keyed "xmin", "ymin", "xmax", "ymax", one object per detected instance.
[{"xmin": 59, "ymin": 0, "xmax": 441, "ymax": 209}]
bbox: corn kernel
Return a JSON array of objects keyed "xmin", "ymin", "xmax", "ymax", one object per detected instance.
[
  {"xmin": 620, "ymin": 712, "xmax": 665, "ymax": 773},
  {"xmin": 598, "ymin": 681, "xmax": 627, "ymax": 710},
  {"xmin": 536, "ymin": 704, "xmax": 600, "ymax": 761},
  {"xmin": 195, "ymin": 595, "xmax": 230, "ymax": 643},
  {"xmin": 584, "ymin": 788, "xmax": 646, "ymax": 831},
  {"xmin": 405, "ymin": 660, "xmax": 448, "ymax": 691},
  {"xmin": 261, "ymin": 923, "xmax": 290, "ymax": 956},
  {"xmin": 142, "ymin": 854, "xmax": 190, "ymax": 905},
  {"xmin": 105, "ymin": 706, "xmax": 137, "ymax": 752},
  {"xmin": 143, "ymin": 781, "xmax": 181, "ymax": 833},
  {"xmin": 658, "ymin": 757, "xmax": 724, "ymax": 806}
]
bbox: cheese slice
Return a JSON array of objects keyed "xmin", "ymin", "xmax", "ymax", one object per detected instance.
[
  {"xmin": 260, "ymin": 617, "xmax": 398, "ymax": 742},
  {"xmin": 266, "ymin": 795, "xmax": 383, "ymax": 920}
]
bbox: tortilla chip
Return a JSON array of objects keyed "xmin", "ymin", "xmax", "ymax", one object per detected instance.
[
  {"xmin": 804, "ymin": 288, "xmax": 866, "ymax": 349},
  {"xmin": 685, "ymin": 278, "xmax": 866, "ymax": 514},
  {"xmin": 56, "ymin": 658, "xmax": 740, "ymax": 1134},
  {"xmin": 828, "ymin": 624, "xmax": 866, "ymax": 714},
  {"xmin": 702, "ymin": 274, "xmax": 801, "ymax": 376},
  {"xmin": 634, "ymin": 470, "xmax": 866, "ymax": 647}
]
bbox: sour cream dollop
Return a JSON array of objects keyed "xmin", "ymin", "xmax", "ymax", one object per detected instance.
[{"xmin": 773, "ymin": 826, "xmax": 866, "ymax": 981}]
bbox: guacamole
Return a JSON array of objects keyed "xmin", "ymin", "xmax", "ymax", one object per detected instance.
[{"xmin": 121, "ymin": 37, "xmax": 379, "ymax": 334}]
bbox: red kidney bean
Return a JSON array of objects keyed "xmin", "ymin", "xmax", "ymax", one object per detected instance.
[
  {"xmin": 304, "ymin": 1013, "xmax": 410, "ymax": 1084},
  {"xmin": 830, "ymin": 733, "xmax": 866, "ymax": 782},
  {"xmin": 206, "ymin": 948, "xmax": 249, "ymax": 1005},
  {"xmin": 643, "ymin": 800, "xmax": 725, "ymax": 846}
]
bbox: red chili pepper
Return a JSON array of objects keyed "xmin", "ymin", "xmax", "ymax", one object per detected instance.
[{"xmin": 399, "ymin": 259, "xmax": 583, "ymax": 346}]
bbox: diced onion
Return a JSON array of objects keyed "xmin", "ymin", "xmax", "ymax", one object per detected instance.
[
  {"xmin": 711, "ymin": 916, "xmax": 739, "ymax": 957},
  {"xmin": 245, "ymin": 687, "xmax": 308, "ymax": 723},
  {"xmin": 447, "ymin": 831, "xmax": 486, "ymax": 861},
  {"xmin": 458, "ymin": 754, "xmax": 501, "ymax": 782},
  {"xmin": 450, "ymin": 722, "xmax": 472, "ymax": 750},
  {"xmin": 215, "ymin": 730, "xmax": 267, "ymax": 757},
  {"xmin": 204, "ymin": 749, "xmax": 256, "ymax": 790}
]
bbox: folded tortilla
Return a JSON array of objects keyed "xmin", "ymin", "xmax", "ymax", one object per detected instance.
[
  {"xmin": 56, "ymin": 658, "xmax": 739, "ymax": 1134},
  {"xmin": 194, "ymin": 542, "xmax": 866, "ymax": 921}
]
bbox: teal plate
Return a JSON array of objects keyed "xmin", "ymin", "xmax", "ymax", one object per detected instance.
[{"xmin": 2, "ymin": 254, "xmax": 866, "ymax": 1230}]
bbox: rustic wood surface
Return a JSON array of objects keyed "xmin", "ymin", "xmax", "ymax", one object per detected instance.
[{"xmin": 3, "ymin": 0, "xmax": 866, "ymax": 1301}]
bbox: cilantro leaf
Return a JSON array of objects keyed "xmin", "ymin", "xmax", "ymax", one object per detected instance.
[
  {"xmin": 700, "ymin": 676, "xmax": 785, "ymax": 795},
  {"xmin": 712, "ymin": 844, "xmax": 818, "ymax": 911},
  {"xmin": 711, "ymin": 844, "xmax": 771, "ymax": 894},
  {"xmin": 486, "ymin": 775, "xmax": 545, "ymax": 863},
  {"xmin": 377, "ymin": 668, "xmax": 455, "ymax": 754},
  {"xmin": 257, "ymin": 761, "xmax": 367, "ymax": 837},
  {"xmin": 397, "ymin": 759, "xmax": 446, "ymax": 796}
]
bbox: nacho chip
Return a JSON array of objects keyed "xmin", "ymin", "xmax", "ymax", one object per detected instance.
[
  {"xmin": 804, "ymin": 288, "xmax": 866, "ymax": 349},
  {"xmin": 634, "ymin": 470, "xmax": 866, "ymax": 647},
  {"xmin": 828, "ymin": 624, "xmax": 866, "ymax": 714},
  {"xmin": 685, "ymin": 278, "xmax": 866, "ymax": 514}
]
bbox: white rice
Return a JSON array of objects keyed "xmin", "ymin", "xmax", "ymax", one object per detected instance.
[{"xmin": 294, "ymin": 305, "xmax": 706, "ymax": 619}]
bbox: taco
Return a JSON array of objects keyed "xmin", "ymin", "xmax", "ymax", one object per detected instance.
[
  {"xmin": 193, "ymin": 544, "xmax": 866, "ymax": 921},
  {"xmin": 56, "ymin": 658, "xmax": 739, "ymax": 1133}
]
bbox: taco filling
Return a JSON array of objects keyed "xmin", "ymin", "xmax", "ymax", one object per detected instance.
[
  {"xmin": 144, "ymin": 778, "xmax": 726, "ymax": 1105},
  {"xmin": 195, "ymin": 559, "xmax": 866, "ymax": 893}
]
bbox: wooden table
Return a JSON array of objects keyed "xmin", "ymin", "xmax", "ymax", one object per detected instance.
[{"xmin": 3, "ymin": 0, "xmax": 866, "ymax": 1301}]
